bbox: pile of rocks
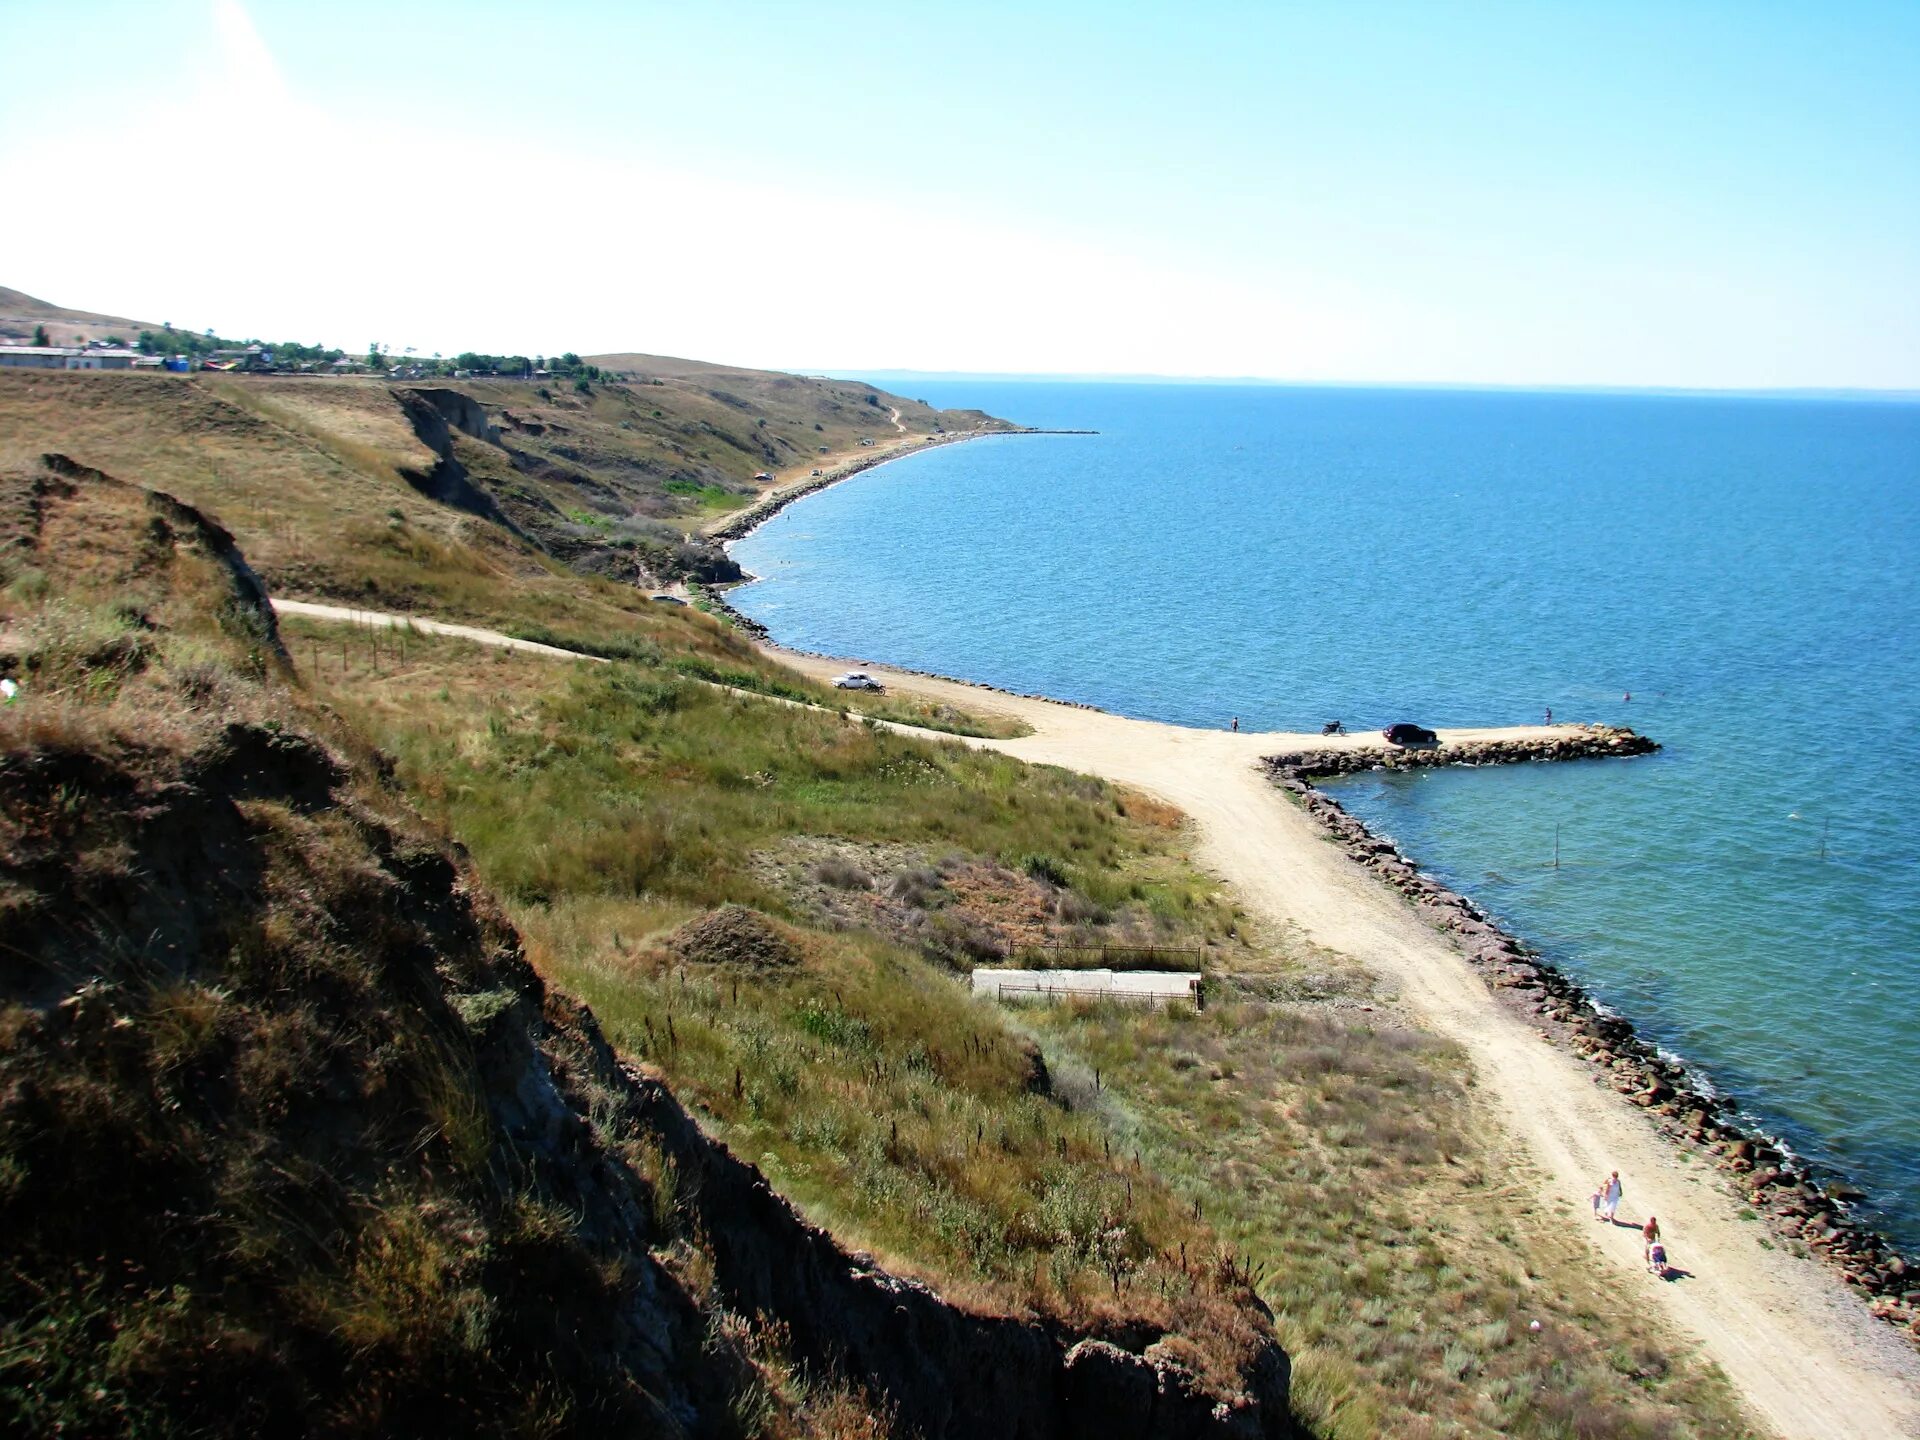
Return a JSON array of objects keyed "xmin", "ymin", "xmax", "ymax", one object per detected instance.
[
  {"xmin": 1272, "ymin": 726, "xmax": 1656, "ymax": 782},
  {"xmin": 1264, "ymin": 737, "xmax": 1920, "ymax": 1343}
]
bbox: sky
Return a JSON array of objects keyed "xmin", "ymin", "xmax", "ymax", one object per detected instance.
[{"xmin": 2, "ymin": 0, "xmax": 1917, "ymax": 389}]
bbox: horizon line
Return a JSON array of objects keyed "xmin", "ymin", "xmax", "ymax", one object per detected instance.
[{"xmin": 800, "ymin": 368, "xmax": 1920, "ymax": 401}]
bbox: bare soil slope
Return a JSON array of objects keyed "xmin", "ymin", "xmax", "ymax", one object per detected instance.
[{"xmin": 0, "ymin": 285, "xmax": 158, "ymax": 346}]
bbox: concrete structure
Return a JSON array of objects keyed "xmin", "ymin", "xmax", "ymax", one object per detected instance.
[
  {"xmin": 970, "ymin": 967, "xmax": 1202, "ymax": 1006},
  {"xmin": 0, "ymin": 345, "xmax": 144, "ymax": 370}
]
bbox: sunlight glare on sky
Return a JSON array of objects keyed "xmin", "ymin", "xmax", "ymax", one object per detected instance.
[{"xmin": 2, "ymin": 0, "xmax": 1915, "ymax": 388}]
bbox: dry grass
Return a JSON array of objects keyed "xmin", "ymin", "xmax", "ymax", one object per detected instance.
[
  {"xmin": 522, "ymin": 901, "xmax": 1267, "ymax": 1389},
  {"xmin": 293, "ymin": 622, "xmax": 1229, "ymax": 936},
  {"xmin": 296, "ymin": 624, "xmax": 1278, "ymax": 1386},
  {"xmin": 1018, "ymin": 996, "xmax": 1760, "ymax": 1440},
  {"xmin": 0, "ymin": 460, "xmax": 706, "ymax": 1436}
]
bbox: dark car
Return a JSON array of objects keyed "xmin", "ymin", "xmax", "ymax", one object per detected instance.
[{"xmin": 1382, "ymin": 722, "xmax": 1439, "ymax": 746}]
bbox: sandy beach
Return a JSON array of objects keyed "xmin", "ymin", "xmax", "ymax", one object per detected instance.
[{"xmin": 769, "ymin": 646, "xmax": 1920, "ymax": 1440}]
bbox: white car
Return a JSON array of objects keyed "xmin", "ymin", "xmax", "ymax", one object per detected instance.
[{"xmin": 832, "ymin": 672, "xmax": 883, "ymax": 691}]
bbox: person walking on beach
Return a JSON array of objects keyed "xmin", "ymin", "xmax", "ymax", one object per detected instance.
[
  {"xmin": 1641, "ymin": 1214, "xmax": 1660, "ymax": 1260},
  {"xmin": 1600, "ymin": 1170, "xmax": 1623, "ymax": 1223}
]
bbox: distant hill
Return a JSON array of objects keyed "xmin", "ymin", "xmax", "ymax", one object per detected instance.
[
  {"xmin": 588, "ymin": 349, "xmax": 1004, "ymax": 442},
  {"xmin": 0, "ymin": 290, "xmax": 1019, "ymax": 603},
  {"xmin": 0, "ymin": 285, "xmax": 158, "ymax": 347}
]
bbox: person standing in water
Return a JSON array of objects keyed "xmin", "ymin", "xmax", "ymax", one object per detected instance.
[{"xmin": 1230, "ymin": 717, "xmax": 1239, "ymax": 732}]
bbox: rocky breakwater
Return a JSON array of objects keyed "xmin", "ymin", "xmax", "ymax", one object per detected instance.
[{"xmin": 1263, "ymin": 728, "xmax": 1920, "ymax": 1345}]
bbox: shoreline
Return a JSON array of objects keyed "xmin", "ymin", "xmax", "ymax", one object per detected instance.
[
  {"xmin": 756, "ymin": 645, "xmax": 1920, "ymax": 1436},
  {"xmin": 686, "ymin": 411, "xmax": 1920, "ymax": 1423},
  {"xmin": 1264, "ymin": 743, "xmax": 1920, "ymax": 1338},
  {"xmin": 702, "ymin": 422, "xmax": 1096, "ymax": 545}
]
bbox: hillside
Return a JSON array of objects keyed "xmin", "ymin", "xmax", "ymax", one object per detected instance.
[
  {"xmin": 0, "ymin": 455, "xmax": 1294, "ymax": 1437},
  {"xmin": 0, "ymin": 361, "xmax": 1012, "ymax": 595},
  {"xmin": 0, "ymin": 285, "xmax": 158, "ymax": 347},
  {"xmin": 0, "ymin": 300, "xmax": 1762, "ymax": 1439},
  {"xmin": 589, "ymin": 349, "xmax": 1005, "ymax": 444}
]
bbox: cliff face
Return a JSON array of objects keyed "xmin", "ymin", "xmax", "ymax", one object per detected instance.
[{"xmin": 0, "ymin": 460, "xmax": 1293, "ymax": 1436}]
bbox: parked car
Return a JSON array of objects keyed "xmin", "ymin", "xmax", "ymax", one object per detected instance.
[
  {"xmin": 650, "ymin": 593, "xmax": 688, "ymax": 606},
  {"xmin": 1382, "ymin": 722, "xmax": 1438, "ymax": 746},
  {"xmin": 833, "ymin": 672, "xmax": 883, "ymax": 691}
]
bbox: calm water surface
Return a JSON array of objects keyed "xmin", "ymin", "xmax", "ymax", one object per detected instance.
[{"xmin": 731, "ymin": 382, "xmax": 1920, "ymax": 1247}]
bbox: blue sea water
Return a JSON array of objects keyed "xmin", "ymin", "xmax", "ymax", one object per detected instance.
[{"xmin": 730, "ymin": 382, "xmax": 1920, "ymax": 1249}]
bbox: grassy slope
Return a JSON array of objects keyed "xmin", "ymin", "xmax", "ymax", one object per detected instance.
[
  {"xmin": 2, "ymin": 343, "xmax": 1756, "ymax": 1437},
  {"xmin": 0, "ymin": 370, "xmax": 1019, "ymax": 737},
  {"xmin": 0, "ymin": 364, "xmax": 1009, "ymax": 574},
  {"xmin": 287, "ymin": 619, "xmax": 1273, "ymax": 1388},
  {"xmin": 589, "ymin": 350, "xmax": 1009, "ymax": 463},
  {"xmin": 0, "ymin": 459, "xmax": 818, "ymax": 1437},
  {"xmin": 296, "ymin": 623, "xmax": 1754, "ymax": 1440},
  {"xmin": 0, "ymin": 457, "xmax": 1280, "ymax": 1436}
]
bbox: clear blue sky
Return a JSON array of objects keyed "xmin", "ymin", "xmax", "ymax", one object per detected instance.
[{"xmin": 3, "ymin": 1, "xmax": 1916, "ymax": 388}]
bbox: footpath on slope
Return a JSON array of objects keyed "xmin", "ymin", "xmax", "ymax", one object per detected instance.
[{"xmin": 272, "ymin": 601, "xmax": 1920, "ymax": 1440}]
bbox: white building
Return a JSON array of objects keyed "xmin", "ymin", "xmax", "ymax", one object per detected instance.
[{"xmin": 0, "ymin": 345, "xmax": 145, "ymax": 371}]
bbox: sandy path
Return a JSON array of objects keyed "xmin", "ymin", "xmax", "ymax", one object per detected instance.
[
  {"xmin": 272, "ymin": 599, "xmax": 610, "ymax": 662},
  {"xmin": 767, "ymin": 647, "xmax": 1920, "ymax": 1440}
]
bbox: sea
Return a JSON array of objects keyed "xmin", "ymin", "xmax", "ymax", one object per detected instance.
[{"xmin": 728, "ymin": 381, "xmax": 1920, "ymax": 1251}]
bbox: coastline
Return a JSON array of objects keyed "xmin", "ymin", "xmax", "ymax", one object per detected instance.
[
  {"xmin": 702, "ymin": 422, "xmax": 1096, "ymax": 545},
  {"xmin": 755, "ymin": 641, "xmax": 1920, "ymax": 1436},
  {"xmin": 703, "ymin": 422, "xmax": 1920, "ymax": 1433},
  {"xmin": 713, "ymin": 437, "xmax": 1918, "ymax": 1328},
  {"xmin": 1264, "ymin": 744, "xmax": 1919, "ymax": 1337}
]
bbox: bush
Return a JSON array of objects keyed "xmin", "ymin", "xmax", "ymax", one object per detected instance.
[
  {"xmin": 1022, "ymin": 853, "xmax": 1069, "ymax": 888},
  {"xmin": 811, "ymin": 857, "xmax": 873, "ymax": 891}
]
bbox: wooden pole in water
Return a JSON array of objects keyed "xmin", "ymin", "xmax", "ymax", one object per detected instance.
[
  {"xmin": 1820, "ymin": 817, "xmax": 1829, "ymax": 861},
  {"xmin": 1554, "ymin": 823, "xmax": 1561, "ymax": 870}
]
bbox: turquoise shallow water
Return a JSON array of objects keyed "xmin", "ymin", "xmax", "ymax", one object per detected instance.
[{"xmin": 730, "ymin": 382, "xmax": 1920, "ymax": 1248}]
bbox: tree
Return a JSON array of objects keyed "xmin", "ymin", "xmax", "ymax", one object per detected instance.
[{"xmin": 31, "ymin": 325, "xmax": 49, "ymax": 347}]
